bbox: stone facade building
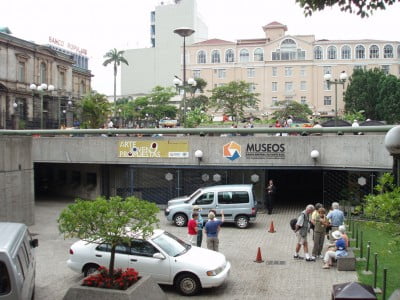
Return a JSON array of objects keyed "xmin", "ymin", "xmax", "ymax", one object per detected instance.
[
  {"xmin": 0, "ymin": 27, "xmax": 92, "ymax": 129},
  {"xmin": 185, "ymin": 21, "xmax": 400, "ymax": 117}
]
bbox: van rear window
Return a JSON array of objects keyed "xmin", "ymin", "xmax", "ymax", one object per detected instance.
[
  {"xmin": 218, "ymin": 191, "xmax": 249, "ymax": 204},
  {"xmin": 0, "ymin": 261, "xmax": 11, "ymax": 295}
]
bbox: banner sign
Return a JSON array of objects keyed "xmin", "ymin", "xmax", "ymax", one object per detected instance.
[{"xmin": 118, "ymin": 140, "xmax": 189, "ymax": 158}]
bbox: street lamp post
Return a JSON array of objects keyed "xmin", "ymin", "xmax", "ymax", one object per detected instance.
[
  {"xmin": 13, "ymin": 102, "xmax": 18, "ymax": 130},
  {"xmin": 30, "ymin": 83, "xmax": 55, "ymax": 129},
  {"xmin": 323, "ymin": 71, "xmax": 348, "ymax": 127},
  {"xmin": 173, "ymin": 27, "xmax": 195, "ymax": 128}
]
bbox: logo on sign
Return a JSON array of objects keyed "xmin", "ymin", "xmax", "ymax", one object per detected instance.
[{"xmin": 223, "ymin": 141, "xmax": 241, "ymax": 161}]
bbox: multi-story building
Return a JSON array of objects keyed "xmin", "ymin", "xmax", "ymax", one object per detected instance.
[
  {"xmin": 186, "ymin": 21, "xmax": 400, "ymax": 117},
  {"xmin": 0, "ymin": 27, "xmax": 92, "ymax": 129},
  {"xmin": 121, "ymin": 0, "xmax": 208, "ymax": 96}
]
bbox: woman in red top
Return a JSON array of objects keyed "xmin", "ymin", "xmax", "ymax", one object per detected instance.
[{"xmin": 187, "ymin": 213, "xmax": 199, "ymax": 245}]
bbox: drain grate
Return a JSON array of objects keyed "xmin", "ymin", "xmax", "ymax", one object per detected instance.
[{"xmin": 265, "ymin": 260, "xmax": 286, "ymax": 265}]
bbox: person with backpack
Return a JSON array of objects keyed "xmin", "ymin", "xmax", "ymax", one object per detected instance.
[{"xmin": 293, "ymin": 204, "xmax": 315, "ymax": 261}]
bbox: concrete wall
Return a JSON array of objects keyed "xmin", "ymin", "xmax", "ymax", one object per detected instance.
[
  {"xmin": 32, "ymin": 135, "xmax": 391, "ymax": 170},
  {"xmin": 0, "ymin": 136, "xmax": 34, "ymax": 225}
]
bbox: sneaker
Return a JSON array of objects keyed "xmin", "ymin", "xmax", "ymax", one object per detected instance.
[
  {"xmin": 322, "ymin": 264, "xmax": 330, "ymax": 269},
  {"xmin": 319, "ymin": 255, "xmax": 324, "ymax": 259},
  {"xmin": 293, "ymin": 254, "xmax": 304, "ymax": 259},
  {"xmin": 305, "ymin": 257, "xmax": 316, "ymax": 261}
]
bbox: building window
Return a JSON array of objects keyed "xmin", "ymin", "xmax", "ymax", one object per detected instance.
[
  {"xmin": 59, "ymin": 72, "xmax": 65, "ymax": 89},
  {"xmin": 384, "ymin": 45, "xmax": 393, "ymax": 58},
  {"xmin": 300, "ymin": 81, "xmax": 306, "ymax": 91},
  {"xmin": 40, "ymin": 62, "xmax": 47, "ymax": 83},
  {"xmin": 193, "ymin": 70, "xmax": 201, "ymax": 78},
  {"xmin": 247, "ymin": 68, "xmax": 255, "ymax": 78},
  {"xmin": 381, "ymin": 65, "xmax": 390, "ymax": 74},
  {"xmin": 17, "ymin": 62, "xmax": 25, "ymax": 82},
  {"xmin": 324, "ymin": 96, "xmax": 332, "ymax": 105},
  {"xmin": 80, "ymin": 80, "xmax": 86, "ymax": 94},
  {"xmin": 216, "ymin": 69, "xmax": 226, "ymax": 79},
  {"xmin": 285, "ymin": 67, "xmax": 293, "ymax": 76},
  {"xmin": 197, "ymin": 50, "xmax": 206, "ymax": 64},
  {"xmin": 285, "ymin": 82, "xmax": 293, "ymax": 93},
  {"xmin": 254, "ymin": 48, "xmax": 264, "ymax": 61},
  {"xmin": 272, "ymin": 82, "xmax": 277, "ymax": 92},
  {"xmin": 398, "ymin": 45, "xmax": 400, "ymax": 59},
  {"xmin": 272, "ymin": 97, "xmax": 278, "ymax": 106},
  {"xmin": 301, "ymin": 96, "xmax": 307, "ymax": 104},
  {"xmin": 354, "ymin": 65, "xmax": 363, "ymax": 70},
  {"xmin": 239, "ymin": 49, "xmax": 249, "ymax": 62},
  {"xmin": 323, "ymin": 66, "xmax": 332, "ymax": 75},
  {"xmin": 327, "ymin": 46, "xmax": 337, "ymax": 59},
  {"xmin": 248, "ymin": 83, "xmax": 256, "ymax": 92},
  {"xmin": 369, "ymin": 45, "xmax": 379, "ymax": 58},
  {"xmin": 341, "ymin": 45, "xmax": 351, "ymax": 59},
  {"xmin": 211, "ymin": 50, "xmax": 220, "ymax": 63},
  {"xmin": 300, "ymin": 66, "xmax": 306, "ymax": 76},
  {"xmin": 355, "ymin": 45, "xmax": 365, "ymax": 59},
  {"xmin": 272, "ymin": 67, "xmax": 277, "ymax": 76},
  {"xmin": 314, "ymin": 46, "xmax": 323, "ymax": 60},
  {"xmin": 225, "ymin": 49, "xmax": 234, "ymax": 63}
]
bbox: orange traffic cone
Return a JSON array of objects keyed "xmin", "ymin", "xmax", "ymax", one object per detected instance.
[
  {"xmin": 268, "ymin": 221, "xmax": 276, "ymax": 233},
  {"xmin": 254, "ymin": 247, "xmax": 264, "ymax": 263}
]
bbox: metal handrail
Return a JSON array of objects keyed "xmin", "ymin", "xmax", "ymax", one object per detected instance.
[{"xmin": 0, "ymin": 125, "xmax": 393, "ymax": 136}]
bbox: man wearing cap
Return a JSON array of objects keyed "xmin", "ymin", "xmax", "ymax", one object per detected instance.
[
  {"xmin": 323, "ymin": 230, "xmax": 348, "ymax": 269},
  {"xmin": 204, "ymin": 210, "xmax": 224, "ymax": 251},
  {"xmin": 192, "ymin": 206, "xmax": 204, "ymax": 247}
]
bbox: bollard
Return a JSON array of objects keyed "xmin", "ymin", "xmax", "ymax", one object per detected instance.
[
  {"xmin": 355, "ymin": 224, "xmax": 359, "ymax": 248},
  {"xmin": 356, "ymin": 231, "xmax": 366, "ymax": 261},
  {"xmin": 373, "ymin": 253, "xmax": 382, "ymax": 293},
  {"xmin": 351, "ymin": 221, "xmax": 355, "ymax": 239},
  {"xmin": 382, "ymin": 268, "xmax": 387, "ymax": 300},
  {"xmin": 362, "ymin": 241, "xmax": 372, "ymax": 275}
]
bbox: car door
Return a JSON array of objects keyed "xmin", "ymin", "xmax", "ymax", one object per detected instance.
[
  {"xmin": 192, "ymin": 192, "xmax": 215, "ymax": 220},
  {"xmin": 128, "ymin": 239, "xmax": 170, "ymax": 284},
  {"xmin": 94, "ymin": 244, "xmax": 131, "ymax": 270}
]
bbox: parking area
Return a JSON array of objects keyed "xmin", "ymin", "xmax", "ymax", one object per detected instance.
[{"xmin": 30, "ymin": 198, "xmax": 356, "ymax": 300}]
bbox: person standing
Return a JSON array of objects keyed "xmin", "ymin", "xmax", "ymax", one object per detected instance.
[
  {"xmin": 192, "ymin": 206, "xmax": 203, "ymax": 247},
  {"xmin": 312, "ymin": 207, "xmax": 329, "ymax": 259},
  {"xmin": 294, "ymin": 204, "xmax": 315, "ymax": 261},
  {"xmin": 265, "ymin": 179, "xmax": 276, "ymax": 215},
  {"xmin": 204, "ymin": 210, "xmax": 224, "ymax": 251},
  {"xmin": 327, "ymin": 202, "xmax": 345, "ymax": 240},
  {"xmin": 187, "ymin": 212, "xmax": 198, "ymax": 245}
]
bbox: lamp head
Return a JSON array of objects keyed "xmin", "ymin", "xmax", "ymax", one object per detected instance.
[
  {"xmin": 29, "ymin": 83, "xmax": 37, "ymax": 91},
  {"xmin": 194, "ymin": 150, "xmax": 203, "ymax": 162},
  {"xmin": 339, "ymin": 71, "xmax": 348, "ymax": 81},
  {"xmin": 13, "ymin": 102, "xmax": 18, "ymax": 108},
  {"xmin": 310, "ymin": 150, "xmax": 320, "ymax": 159},
  {"xmin": 173, "ymin": 27, "xmax": 195, "ymax": 37},
  {"xmin": 323, "ymin": 73, "xmax": 332, "ymax": 81}
]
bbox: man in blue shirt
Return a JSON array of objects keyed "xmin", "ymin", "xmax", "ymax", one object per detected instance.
[
  {"xmin": 327, "ymin": 202, "xmax": 345, "ymax": 240},
  {"xmin": 204, "ymin": 210, "xmax": 224, "ymax": 251}
]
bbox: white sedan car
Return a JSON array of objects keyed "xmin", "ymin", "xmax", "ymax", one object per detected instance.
[{"xmin": 67, "ymin": 229, "xmax": 230, "ymax": 296}]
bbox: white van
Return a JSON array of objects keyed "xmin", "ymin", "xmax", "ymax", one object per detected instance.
[
  {"xmin": 0, "ymin": 222, "xmax": 38, "ymax": 300},
  {"xmin": 165, "ymin": 184, "xmax": 258, "ymax": 228}
]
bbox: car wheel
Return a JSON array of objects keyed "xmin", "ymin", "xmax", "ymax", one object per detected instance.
[
  {"xmin": 174, "ymin": 213, "xmax": 188, "ymax": 227},
  {"xmin": 83, "ymin": 264, "xmax": 100, "ymax": 277},
  {"xmin": 235, "ymin": 215, "xmax": 249, "ymax": 229},
  {"xmin": 175, "ymin": 273, "xmax": 201, "ymax": 296}
]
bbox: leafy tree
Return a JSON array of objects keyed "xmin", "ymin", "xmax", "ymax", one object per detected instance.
[
  {"xmin": 209, "ymin": 81, "xmax": 259, "ymax": 124},
  {"xmin": 344, "ymin": 68, "xmax": 385, "ymax": 120},
  {"xmin": 58, "ymin": 196, "xmax": 159, "ymax": 277},
  {"xmin": 377, "ymin": 74, "xmax": 400, "ymax": 124},
  {"xmin": 296, "ymin": 0, "xmax": 400, "ymax": 18},
  {"xmin": 272, "ymin": 100, "xmax": 312, "ymax": 120},
  {"xmin": 145, "ymin": 86, "xmax": 177, "ymax": 122},
  {"xmin": 103, "ymin": 48, "xmax": 129, "ymax": 106},
  {"xmin": 77, "ymin": 92, "xmax": 111, "ymax": 128},
  {"xmin": 186, "ymin": 107, "xmax": 209, "ymax": 128},
  {"xmin": 342, "ymin": 110, "xmax": 365, "ymax": 123}
]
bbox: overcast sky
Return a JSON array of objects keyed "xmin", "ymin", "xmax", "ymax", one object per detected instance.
[{"xmin": 2, "ymin": 0, "xmax": 400, "ymax": 95}]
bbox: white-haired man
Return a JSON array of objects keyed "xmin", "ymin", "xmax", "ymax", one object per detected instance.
[
  {"xmin": 294, "ymin": 204, "xmax": 315, "ymax": 261},
  {"xmin": 327, "ymin": 202, "xmax": 345, "ymax": 239}
]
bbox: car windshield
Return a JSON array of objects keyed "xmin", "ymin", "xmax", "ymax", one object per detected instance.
[{"xmin": 152, "ymin": 231, "xmax": 191, "ymax": 257}]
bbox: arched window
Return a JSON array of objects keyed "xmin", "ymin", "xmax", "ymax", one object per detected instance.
[
  {"xmin": 197, "ymin": 50, "xmax": 206, "ymax": 64},
  {"xmin": 80, "ymin": 80, "xmax": 86, "ymax": 95},
  {"xmin": 398, "ymin": 45, "xmax": 400, "ymax": 59},
  {"xmin": 239, "ymin": 49, "xmax": 249, "ymax": 62},
  {"xmin": 355, "ymin": 45, "xmax": 365, "ymax": 59},
  {"xmin": 225, "ymin": 49, "xmax": 235, "ymax": 63},
  {"xmin": 369, "ymin": 45, "xmax": 379, "ymax": 58},
  {"xmin": 384, "ymin": 44, "xmax": 393, "ymax": 58},
  {"xmin": 327, "ymin": 46, "xmax": 337, "ymax": 59},
  {"xmin": 341, "ymin": 45, "xmax": 351, "ymax": 59},
  {"xmin": 211, "ymin": 50, "xmax": 220, "ymax": 63},
  {"xmin": 40, "ymin": 62, "xmax": 47, "ymax": 83},
  {"xmin": 314, "ymin": 46, "xmax": 323, "ymax": 60},
  {"xmin": 254, "ymin": 48, "xmax": 264, "ymax": 61},
  {"xmin": 281, "ymin": 38, "xmax": 296, "ymax": 47}
]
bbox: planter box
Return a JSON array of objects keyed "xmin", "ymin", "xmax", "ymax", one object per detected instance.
[{"xmin": 63, "ymin": 275, "xmax": 167, "ymax": 300}]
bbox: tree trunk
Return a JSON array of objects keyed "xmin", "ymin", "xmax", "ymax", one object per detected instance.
[{"xmin": 109, "ymin": 244, "xmax": 117, "ymax": 277}]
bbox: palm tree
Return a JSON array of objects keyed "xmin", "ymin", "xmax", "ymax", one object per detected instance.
[{"xmin": 103, "ymin": 48, "xmax": 129, "ymax": 108}]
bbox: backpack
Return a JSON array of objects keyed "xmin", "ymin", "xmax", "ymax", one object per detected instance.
[{"xmin": 290, "ymin": 218, "xmax": 297, "ymax": 231}]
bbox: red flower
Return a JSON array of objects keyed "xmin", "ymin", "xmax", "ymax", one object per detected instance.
[{"xmin": 82, "ymin": 267, "xmax": 140, "ymax": 290}]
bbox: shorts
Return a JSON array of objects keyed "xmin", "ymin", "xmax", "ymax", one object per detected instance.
[{"xmin": 296, "ymin": 231, "xmax": 308, "ymax": 245}]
